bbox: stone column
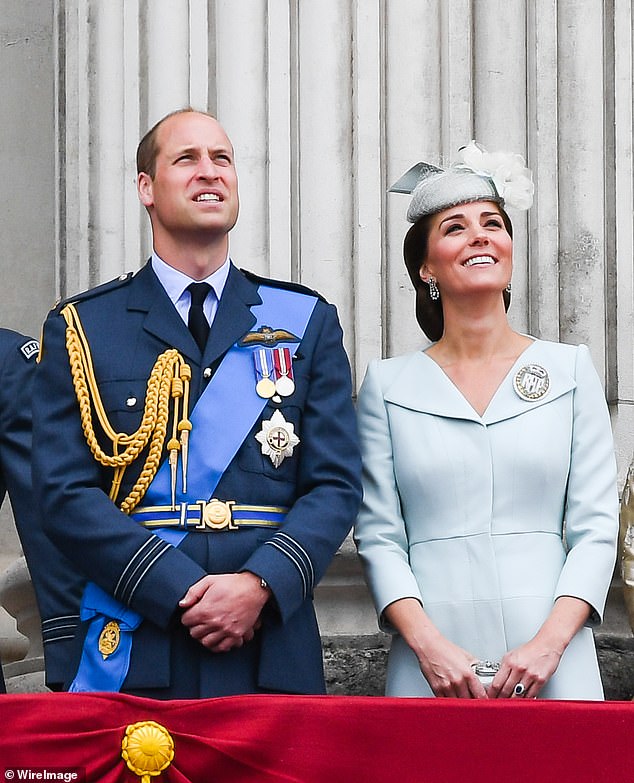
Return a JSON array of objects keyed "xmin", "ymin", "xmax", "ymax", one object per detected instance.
[{"xmin": 0, "ymin": 558, "xmax": 44, "ymax": 693}]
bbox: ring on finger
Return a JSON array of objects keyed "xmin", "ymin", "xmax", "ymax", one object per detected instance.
[{"xmin": 512, "ymin": 682, "xmax": 526, "ymax": 697}]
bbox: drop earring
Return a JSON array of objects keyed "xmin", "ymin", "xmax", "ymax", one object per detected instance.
[{"xmin": 428, "ymin": 277, "xmax": 440, "ymax": 301}]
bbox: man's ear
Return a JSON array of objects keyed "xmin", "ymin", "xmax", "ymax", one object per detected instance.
[{"xmin": 137, "ymin": 172, "xmax": 154, "ymax": 208}]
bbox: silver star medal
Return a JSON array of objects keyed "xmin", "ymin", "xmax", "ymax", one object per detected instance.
[{"xmin": 255, "ymin": 409, "xmax": 300, "ymax": 468}]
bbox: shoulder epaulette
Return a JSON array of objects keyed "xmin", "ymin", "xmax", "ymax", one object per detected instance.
[
  {"xmin": 240, "ymin": 268, "xmax": 327, "ymax": 303},
  {"xmin": 51, "ymin": 271, "xmax": 135, "ymax": 313}
]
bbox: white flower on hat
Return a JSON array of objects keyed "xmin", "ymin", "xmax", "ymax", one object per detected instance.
[{"xmin": 456, "ymin": 140, "xmax": 534, "ymax": 211}]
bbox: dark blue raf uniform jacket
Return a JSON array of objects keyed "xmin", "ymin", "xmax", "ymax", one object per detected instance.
[
  {"xmin": 0, "ymin": 329, "xmax": 83, "ymax": 692},
  {"xmin": 32, "ymin": 263, "xmax": 361, "ymax": 697}
]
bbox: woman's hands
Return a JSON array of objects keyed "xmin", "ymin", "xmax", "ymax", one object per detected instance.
[
  {"xmin": 487, "ymin": 638, "xmax": 562, "ymax": 699},
  {"xmin": 488, "ymin": 596, "xmax": 592, "ymax": 699},
  {"xmin": 416, "ymin": 632, "xmax": 488, "ymax": 699},
  {"xmin": 383, "ymin": 597, "xmax": 488, "ymax": 699},
  {"xmin": 384, "ymin": 595, "xmax": 592, "ymax": 699}
]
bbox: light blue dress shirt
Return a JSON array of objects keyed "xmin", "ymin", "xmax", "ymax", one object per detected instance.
[{"xmin": 151, "ymin": 252, "xmax": 231, "ymax": 328}]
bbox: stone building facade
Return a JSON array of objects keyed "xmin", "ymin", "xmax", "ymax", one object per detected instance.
[{"xmin": 0, "ymin": 0, "xmax": 633, "ymax": 695}]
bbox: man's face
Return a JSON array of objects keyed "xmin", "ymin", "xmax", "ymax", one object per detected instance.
[{"xmin": 138, "ymin": 112, "xmax": 240, "ymax": 244}]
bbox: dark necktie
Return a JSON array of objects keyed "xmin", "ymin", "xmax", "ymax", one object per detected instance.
[{"xmin": 187, "ymin": 282, "xmax": 212, "ymax": 351}]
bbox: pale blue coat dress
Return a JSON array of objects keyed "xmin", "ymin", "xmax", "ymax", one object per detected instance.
[{"xmin": 354, "ymin": 339, "xmax": 619, "ymax": 699}]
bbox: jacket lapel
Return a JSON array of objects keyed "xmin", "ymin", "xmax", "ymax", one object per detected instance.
[
  {"xmin": 482, "ymin": 340, "xmax": 576, "ymax": 425},
  {"xmin": 384, "ymin": 341, "xmax": 577, "ymax": 425},
  {"xmin": 127, "ymin": 262, "xmax": 200, "ymax": 362},
  {"xmin": 202, "ymin": 264, "xmax": 260, "ymax": 366},
  {"xmin": 126, "ymin": 261, "xmax": 260, "ymax": 366},
  {"xmin": 384, "ymin": 352, "xmax": 481, "ymax": 422}
]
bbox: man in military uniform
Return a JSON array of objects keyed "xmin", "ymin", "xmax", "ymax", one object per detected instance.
[
  {"xmin": 32, "ymin": 109, "xmax": 361, "ymax": 697},
  {"xmin": 0, "ymin": 329, "xmax": 83, "ymax": 692}
]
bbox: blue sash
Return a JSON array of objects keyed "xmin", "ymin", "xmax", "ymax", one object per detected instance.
[
  {"xmin": 140, "ymin": 285, "xmax": 317, "ymax": 515},
  {"xmin": 69, "ymin": 284, "xmax": 317, "ymax": 692},
  {"xmin": 69, "ymin": 583, "xmax": 142, "ymax": 692}
]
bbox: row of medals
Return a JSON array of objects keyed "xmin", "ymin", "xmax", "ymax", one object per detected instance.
[{"xmin": 254, "ymin": 347, "xmax": 295, "ymax": 401}]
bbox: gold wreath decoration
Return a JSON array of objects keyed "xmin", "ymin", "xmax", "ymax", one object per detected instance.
[{"xmin": 121, "ymin": 720, "xmax": 174, "ymax": 782}]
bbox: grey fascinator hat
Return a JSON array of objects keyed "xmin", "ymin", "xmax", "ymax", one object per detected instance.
[
  {"xmin": 391, "ymin": 140, "xmax": 534, "ymax": 222},
  {"xmin": 393, "ymin": 141, "xmax": 534, "ymax": 342}
]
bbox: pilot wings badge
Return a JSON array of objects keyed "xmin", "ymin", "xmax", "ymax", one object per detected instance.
[
  {"xmin": 255, "ymin": 410, "xmax": 300, "ymax": 468},
  {"xmin": 239, "ymin": 326, "xmax": 300, "ymax": 347}
]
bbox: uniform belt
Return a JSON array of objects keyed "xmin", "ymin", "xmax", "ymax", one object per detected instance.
[{"xmin": 133, "ymin": 499, "xmax": 287, "ymax": 532}]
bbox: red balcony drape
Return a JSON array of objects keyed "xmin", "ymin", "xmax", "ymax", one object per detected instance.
[{"xmin": 0, "ymin": 692, "xmax": 632, "ymax": 782}]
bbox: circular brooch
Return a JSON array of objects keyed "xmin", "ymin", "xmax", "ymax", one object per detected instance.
[{"xmin": 513, "ymin": 364, "xmax": 550, "ymax": 401}]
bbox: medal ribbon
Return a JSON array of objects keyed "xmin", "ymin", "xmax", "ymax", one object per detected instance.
[
  {"xmin": 273, "ymin": 347, "xmax": 294, "ymax": 381},
  {"xmin": 254, "ymin": 348, "xmax": 275, "ymax": 396}
]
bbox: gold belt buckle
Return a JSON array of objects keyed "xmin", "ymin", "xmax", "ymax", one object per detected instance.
[{"xmin": 198, "ymin": 498, "xmax": 237, "ymax": 531}]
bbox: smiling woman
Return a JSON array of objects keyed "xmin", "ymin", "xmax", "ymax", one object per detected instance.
[
  {"xmin": 420, "ymin": 202, "xmax": 513, "ymax": 321},
  {"xmin": 401, "ymin": 154, "xmax": 517, "ymax": 343},
  {"xmin": 354, "ymin": 143, "xmax": 620, "ymax": 701}
]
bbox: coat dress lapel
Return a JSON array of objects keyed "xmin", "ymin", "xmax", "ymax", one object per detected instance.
[{"xmin": 384, "ymin": 340, "xmax": 577, "ymax": 425}]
